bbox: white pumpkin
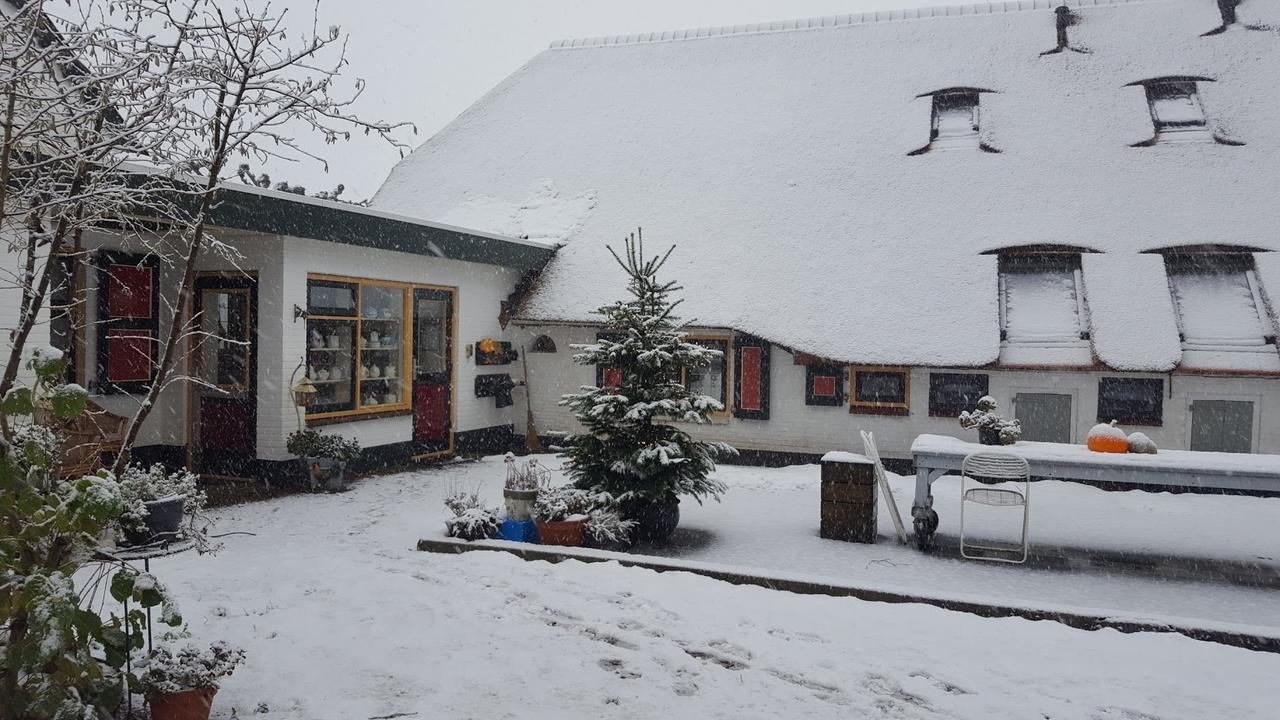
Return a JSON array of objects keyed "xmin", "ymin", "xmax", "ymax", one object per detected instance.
[{"xmin": 1127, "ymin": 432, "xmax": 1158, "ymax": 454}]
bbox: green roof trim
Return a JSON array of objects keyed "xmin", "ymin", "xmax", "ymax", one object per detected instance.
[{"xmin": 209, "ymin": 185, "xmax": 557, "ymax": 270}]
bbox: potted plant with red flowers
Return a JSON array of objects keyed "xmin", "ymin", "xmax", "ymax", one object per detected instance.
[{"xmin": 134, "ymin": 641, "xmax": 245, "ymax": 720}]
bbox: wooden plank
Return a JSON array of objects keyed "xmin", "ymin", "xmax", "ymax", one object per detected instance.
[
  {"xmin": 416, "ymin": 537, "xmax": 1280, "ymax": 655},
  {"xmin": 821, "ymin": 482, "xmax": 875, "ymax": 504}
]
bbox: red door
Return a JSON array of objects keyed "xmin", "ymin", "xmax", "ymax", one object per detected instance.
[{"xmin": 412, "ymin": 288, "xmax": 453, "ymax": 455}]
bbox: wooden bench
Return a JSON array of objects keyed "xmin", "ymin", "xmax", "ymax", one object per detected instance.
[{"xmin": 38, "ymin": 399, "xmax": 128, "ymax": 478}]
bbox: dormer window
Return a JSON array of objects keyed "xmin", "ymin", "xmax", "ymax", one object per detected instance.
[
  {"xmin": 1163, "ymin": 251, "xmax": 1278, "ymax": 371},
  {"xmin": 910, "ymin": 88, "xmax": 999, "ymax": 155},
  {"xmin": 997, "ymin": 251, "xmax": 1092, "ymax": 366},
  {"xmin": 931, "ymin": 91, "xmax": 979, "ymax": 149},
  {"xmin": 1148, "ymin": 81, "xmax": 1205, "ymax": 132},
  {"xmin": 1133, "ymin": 78, "xmax": 1217, "ymax": 144}
]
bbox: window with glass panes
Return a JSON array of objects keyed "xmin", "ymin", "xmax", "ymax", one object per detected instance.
[
  {"xmin": 849, "ymin": 366, "xmax": 910, "ymax": 414},
  {"xmin": 683, "ymin": 338, "xmax": 729, "ymax": 414},
  {"xmin": 305, "ymin": 275, "xmax": 411, "ymax": 418}
]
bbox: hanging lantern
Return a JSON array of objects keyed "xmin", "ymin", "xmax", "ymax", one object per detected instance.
[{"xmin": 292, "ymin": 377, "xmax": 318, "ymax": 408}]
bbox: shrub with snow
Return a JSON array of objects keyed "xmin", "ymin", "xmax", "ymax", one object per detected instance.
[
  {"xmin": 116, "ymin": 463, "xmax": 207, "ymax": 535},
  {"xmin": 443, "ymin": 488, "xmax": 501, "ymax": 541},
  {"xmin": 584, "ymin": 507, "xmax": 638, "ymax": 546},
  {"xmin": 958, "ymin": 396, "xmax": 1022, "ymax": 444},
  {"xmin": 533, "ymin": 483, "xmax": 593, "ymax": 523},
  {"xmin": 286, "ymin": 428, "xmax": 361, "ymax": 462},
  {"xmin": 134, "ymin": 641, "xmax": 246, "ymax": 695}
]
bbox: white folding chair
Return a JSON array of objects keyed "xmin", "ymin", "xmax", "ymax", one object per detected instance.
[{"xmin": 960, "ymin": 451, "xmax": 1031, "ymax": 564}]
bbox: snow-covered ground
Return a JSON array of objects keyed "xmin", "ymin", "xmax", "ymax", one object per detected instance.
[{"xmin": 153, "ymin": 455, "xmax": 1280, "ymax": 719}]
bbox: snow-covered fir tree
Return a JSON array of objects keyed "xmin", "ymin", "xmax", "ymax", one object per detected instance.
[{"xmin": 560, "ymin": 229, "xmax": 734, "ymax": 511}]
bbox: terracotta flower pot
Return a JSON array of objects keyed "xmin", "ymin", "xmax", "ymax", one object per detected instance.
[
  {"xmin": 536, "ymin": 519, "xmax": 585, "ymax": 547},
  {"xmin": 148, "ymin": 687, "xmax": 216, "ymax": 720}
]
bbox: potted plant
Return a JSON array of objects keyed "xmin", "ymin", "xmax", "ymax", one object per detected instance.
[
  {"xmin": 958, "ymin": 396, "xmax": 1022, "ymax": 446},
  {"xmin": 533, "ymin": 483, "xmax": 592, "ymax": 547},
  {"xmin": 117, "ymin": 464, "xmax": 206, "ymax": 547},
  {"xmin": 286, "ymin": 429, "xmax": 361, "ymax": 492},
  {"xmin": 443, "ymin": 488, "xmax": 500, "ymax": 541},
  {"xmin": 134, "ymin": 641, "xmax": 245, "ymax": 720},
  {"xmin": 559, "ymin": 233, "xmax": 733, "ymax": 544},
  {"xmin": 502, "ymin": 453, "xmax": 546, "ymax": 521}
]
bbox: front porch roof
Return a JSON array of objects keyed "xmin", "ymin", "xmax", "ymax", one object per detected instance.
[{"xmin": 210, "ymin": 183, "xmax": 558, "ymax": 270}]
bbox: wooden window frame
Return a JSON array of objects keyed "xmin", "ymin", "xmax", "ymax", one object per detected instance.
[
  {"xmin": 95, "ymin": 249, "xmax": 160, "ymax": 395},
  {"xmin": 1097, "ymin": 377, "xmax": 1164, "ymax": 427},
  {"xmin": 305, "ymin": 274, "xmax": 414, "ymax": 421},
  {"xmin": 193, "ymin": 286, "xmax": 254, "ymax": 393},
  {"xmin": 804, "ymin": 364, "xmax": 844, "ymax": 407},
  {"xmin": 682, "ymin": 335, "xmax": 732, "ymax": 417},
  {"xmin": 849, "ymin": 366, "xmax": 911, "ymax": 416},
  {"xmin": 928, "ymin": 372, "xmax": 990, "ymax": 418}
]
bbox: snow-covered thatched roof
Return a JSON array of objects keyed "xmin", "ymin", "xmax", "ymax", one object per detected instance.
[{"xmin": 372, "ymin": 0, "xmax": 1280, "ymax": 371}]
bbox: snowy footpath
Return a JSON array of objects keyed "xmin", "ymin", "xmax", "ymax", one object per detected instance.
[{"xmin": 153, "ymin": 455, "xmax": 1280, "ymax": 719}]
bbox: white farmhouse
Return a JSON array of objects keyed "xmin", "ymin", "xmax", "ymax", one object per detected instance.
[
  {"xmin": 372, "ymin": 0, "xmax": 1280, "ymax": 466},
  {"xmin": 4, "ymin": 0, "xmax": 1280, "ymax": 480}
]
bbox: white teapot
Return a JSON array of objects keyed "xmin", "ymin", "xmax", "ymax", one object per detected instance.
[{"xmin": 383, "ymin": 365, "xmax": 396, "ymax": 379}]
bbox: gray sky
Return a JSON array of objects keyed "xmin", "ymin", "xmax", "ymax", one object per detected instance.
[{"xmin": 262, "ymin": 0, "xmax": 970, "ymax": 202}]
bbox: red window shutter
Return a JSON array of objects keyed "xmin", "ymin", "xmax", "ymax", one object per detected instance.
[
  {"xmin": 733, "ymin": 334, "xmax": 770, "ymax": 420},
  {"xmin": 813, "ymin": 375, "xmax": 837, "ymax": 397},
  {"xmin": 105, "ymin": 329, "xmax": 153, "ymax": 383},
  {"xmin": 97, "ymin": 251, "xmax": 160, "ymax": 393},
  {"xmin": 603, "ymin": 367, "xmax": 622, "ymax": 390},
  {"xmin": 739, "ymin": 348, "xmax": 762, "ymax": 410},
  {"xmin": 107, "ymin": 265, "xmax": 153, "ymax": 319}
]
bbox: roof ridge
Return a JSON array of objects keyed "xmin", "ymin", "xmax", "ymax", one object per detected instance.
[{"xmin": 548, "ymin": 0, "xmax": 1167, "ymax": 50}]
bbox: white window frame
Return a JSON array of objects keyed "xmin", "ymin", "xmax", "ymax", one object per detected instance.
[
  {"xmin": 930, "ymin": 91, "xmax": 980, "ymax": 150},
  {"xmin": 1144, "ymin": 80, "xmax": 1212, "ymax": 143},
  {"xmin": 1184, "ymin": 391, "xmax": 1262, "ymax": 454},
  {"xmin": 1165, "ymin": 256, "xmax": 1274, "ymax": 350},
  {"xmin": 998, "ymin": 256, "xmax": 1089, "ymax": 345}
]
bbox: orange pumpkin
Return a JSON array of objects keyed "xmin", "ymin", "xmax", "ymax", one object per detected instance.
[{"xmin": 1087, "ymin": 420, "xmax": 1129, "ymax": 453}]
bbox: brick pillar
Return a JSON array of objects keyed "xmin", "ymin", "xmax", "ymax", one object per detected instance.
[{"xmin": 819, "ymin": 453, "xmax": 877, "ymax": 544}]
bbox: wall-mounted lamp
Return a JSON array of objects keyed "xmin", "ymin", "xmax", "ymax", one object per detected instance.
[{"xmin": 292, "ymin": 377, "xmax": 318, "ymax": 408}]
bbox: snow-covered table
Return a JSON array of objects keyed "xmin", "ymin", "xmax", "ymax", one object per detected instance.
[{"xmin": 909, "ymin": 434, "xmax": 1280, "ymax": 549}]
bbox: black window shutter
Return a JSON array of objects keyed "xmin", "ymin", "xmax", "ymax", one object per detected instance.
[
  {"xmin": 805, "ymin": 364, "xmax": 844, "ymax": 406},
  {"xmin": 733, "ymin": 334, "xmax": 770, "ymax": 420},
  {"xmin": 928, "ymin": 372, "xmax": 989, "ymax": 417},
  {"xmin": 1097, "ymin": 377, "xmax": 1164, "ymax": 426}
]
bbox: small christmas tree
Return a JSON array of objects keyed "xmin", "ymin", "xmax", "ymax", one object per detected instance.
[{"xmin": 559, "ymin": 229, "xmax": 733, "ymax": 533}]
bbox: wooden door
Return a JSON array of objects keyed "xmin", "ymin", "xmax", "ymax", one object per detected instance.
[
  {"xmin": 412, "ymin": 288, "xmax": 454, "ymax": 457},
  {"xmin": 191, "ymin": 276, "xmax": 257, "ymax": 477}
]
